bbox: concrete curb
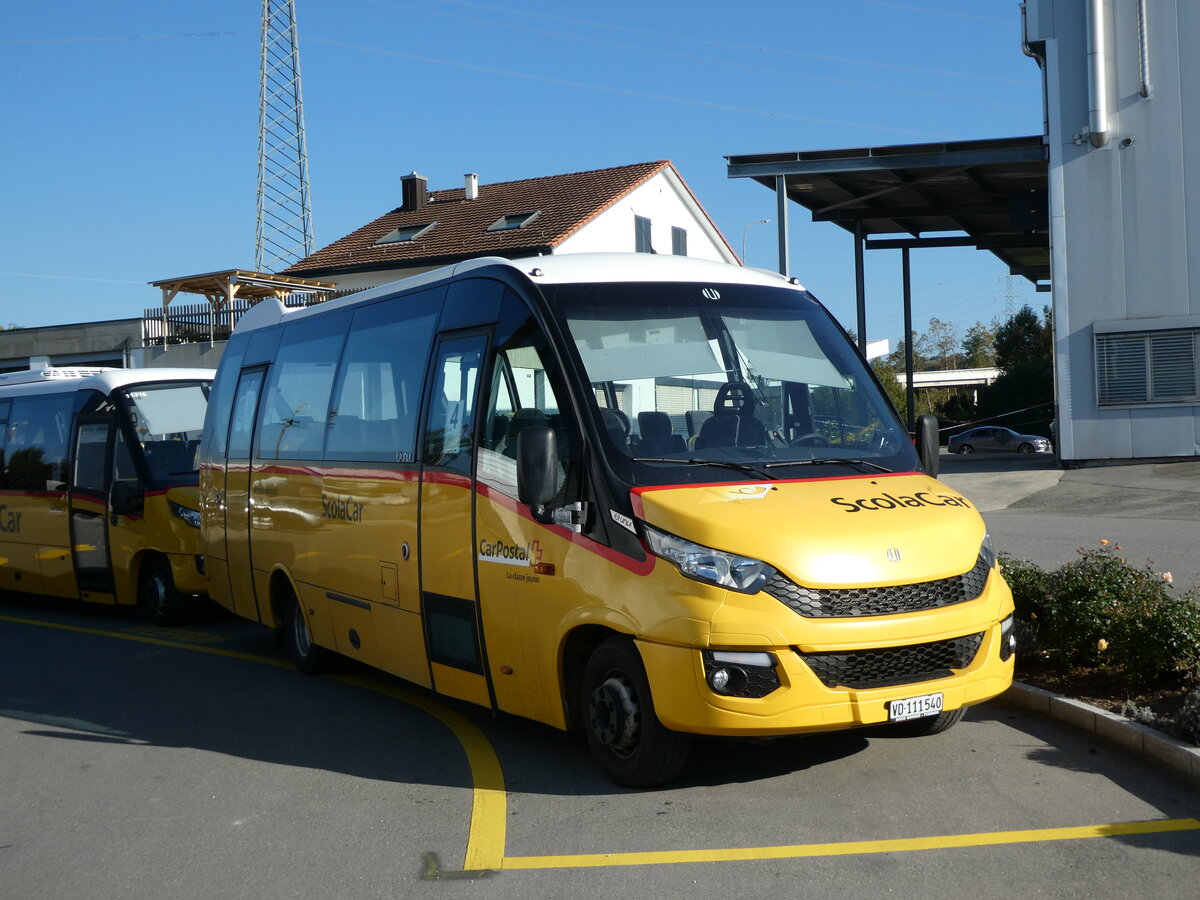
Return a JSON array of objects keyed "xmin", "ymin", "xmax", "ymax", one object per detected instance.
[{"xmin": 998, "ymin": 681, "xmax": 1200, "ymax": 789}]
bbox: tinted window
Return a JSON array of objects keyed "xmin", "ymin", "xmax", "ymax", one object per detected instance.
[
  {"xmin": 4, "ymin": 394, "xmax": 73, "ymax": 490},
  {"xmin": 227, "ymin": 369, "xmax": 264, "ymax": 460},
  {"xmin": 201, "ymin": 333, "xmax": 247, "ymax": 463},
  {"xmin": 422, "ymin": 336, "xmax": 485, "ymax": 473},
  {"xmin": 256, "ymin": 312, "xmax": 350, "ymax": 460},
  {"xmin": 326, "ymin": 296, "xmax": 438, "ymax": 464}
]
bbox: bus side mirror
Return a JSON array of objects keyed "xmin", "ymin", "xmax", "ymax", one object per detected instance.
[
  {"xmin": 110, "ymin": 481, "xmax": 145, "ymax": 515},
  {"xmin": 517, "ymin": 425, "xmax": 558, "ymax": 522},
  {"xmin": 915, "ymin": 414, "xmax": 940, "ymax": 477}
]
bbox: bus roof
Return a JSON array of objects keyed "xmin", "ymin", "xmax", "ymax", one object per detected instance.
[
  {"xmin": 0, "ymin": 367, "xmax": 214, "ymax": 399},
  {"xmin": 233, "ymin": 252, "xmax": 808, "ymax": 335}
]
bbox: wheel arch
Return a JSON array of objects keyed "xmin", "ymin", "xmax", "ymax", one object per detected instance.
[
  {"xmin": 267, "ymin": 565, "xmax": 302, "ymax": 631},
  {"xmin": 560, "ymin": 624, "xmax": 628, "ymax": 731}
]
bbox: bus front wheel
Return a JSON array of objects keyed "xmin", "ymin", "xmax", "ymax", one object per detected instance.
[
  {"xmin": 582, "ymin": 637, "xmax": 690, "ymax": 788},
  {"xmin": 887, "ymin": 706, "xmax": 965, "ymax": 736},
  {"xmin": 139, "ymin": 555, "xmax": 183, "ymax": 626}
]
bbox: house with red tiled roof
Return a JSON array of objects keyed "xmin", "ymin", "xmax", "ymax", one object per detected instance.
[{"xmin": 282, "ymin": 161, "xmax": 739, "ymax": 291}]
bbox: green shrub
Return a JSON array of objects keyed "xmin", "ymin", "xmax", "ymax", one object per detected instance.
[
  {"xmin": 998, "ymin": 553, "xmax": 1050, "ymax": 622},
  {"xmin": 1177, "ymin": 688, "xmax": 1200, "ymax": 746},
  {"xmin": 1005, "ymin": 541, "xmax": 1200, "ymax": 689}
]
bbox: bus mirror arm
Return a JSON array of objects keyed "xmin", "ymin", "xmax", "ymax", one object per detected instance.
[
  {"xmin": 915, "ymin": 414, "xmax": 940, "ymax": 478},
  {"xmin": 517, "ymin": 425, "xmax": 559, "ymax": 523}
]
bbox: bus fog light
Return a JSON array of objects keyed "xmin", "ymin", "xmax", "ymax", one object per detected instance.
[
  {"xmin": 702, "ymin": 650, "xmax": 781, "ymax": 698},
  {"xmin": 707, "ymin": 666, "xmax": 747, "ymax": 695}
]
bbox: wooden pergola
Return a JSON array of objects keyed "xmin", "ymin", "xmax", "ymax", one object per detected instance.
[{"xmin": 148, "ymin": 269, "xmax": 337, "ymax": 345}]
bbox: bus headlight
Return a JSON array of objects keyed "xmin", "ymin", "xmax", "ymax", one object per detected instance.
[
  {"xmin": 170, "ymin": 501, "xmax": 202, "ymax": 529},
  {"xmin": 643, "ymin": 523, "xmax": 775, "ymax": 594},
  {"xmin": 980, "ymin": 532, "xmax": 997, "ymax": 569}
]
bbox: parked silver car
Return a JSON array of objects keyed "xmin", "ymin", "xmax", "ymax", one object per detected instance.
[{"xmin": 947, "ymin": 426, "xmax": 1052, "ymax": 454}]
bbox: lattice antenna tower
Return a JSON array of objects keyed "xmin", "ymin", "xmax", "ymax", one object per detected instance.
[
  {"xmin": 1001, "ymin": 274, "xmax": 1022, "ymax": 317},
  {"xmin": 256, "ymin": 0, "xmax": 314, "ymax": 273}
]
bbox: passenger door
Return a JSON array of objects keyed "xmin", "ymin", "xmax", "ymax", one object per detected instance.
[
  {"xmin": 222, "ymin": 366, "xmax": 267, "ymax": 622},
  {"xmin": 68, "ymin": 415, "xmax": 117, "ymax": 601},
  {"xmin": 418, "ymin": 332, "xmax": 491, "ymax": 708}
]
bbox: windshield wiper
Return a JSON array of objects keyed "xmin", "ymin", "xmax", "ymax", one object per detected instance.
[
  {"xmin": 632, "ymin": 457, "xmax": 777, "ymax": 480},
  {"xmin": 763, "ymin": 457, "xmax": 893, "ymax": 473}
]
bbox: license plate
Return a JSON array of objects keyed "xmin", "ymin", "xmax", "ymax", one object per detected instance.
[{"xmin": 888, "ymin": 692, "xmax": 943, "ymax": 722}]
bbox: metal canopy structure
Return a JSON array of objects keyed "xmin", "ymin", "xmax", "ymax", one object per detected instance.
[{"xmin": 726, "ymin": 135, "xmax": 1049, "ymax": 428}]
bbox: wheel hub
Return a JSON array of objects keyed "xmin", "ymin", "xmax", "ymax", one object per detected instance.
[{"xmin": 589, "ymin": 676, "xmax": 640, "ymax": 754}]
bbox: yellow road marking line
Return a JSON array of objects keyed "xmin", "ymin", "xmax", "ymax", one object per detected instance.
[
  {"xmin": 0, "ymin": 613, "xmax": 508, "ymax": 870},
  {"xmin": 501, "ymin": 817, "xmax": 1200, "ymax": 870}
]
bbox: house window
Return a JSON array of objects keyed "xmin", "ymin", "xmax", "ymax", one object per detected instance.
[
  {"xmin": 634, "ymin": 215, "xmax": 654, "ymax": 253},
  {"xmin": 671, "ymin": 226, "xmax": 687, "ymax": 256},
  {"xmin": 1095, "ymin": 329, "xmax": 1199, "ymax": 405},
  {"xmin": 375, "ymin": 222, "xmax": 436, "ymax": 245},
  {"xmin": 487, "ymin": 211, "xmax": 541, "ymax": 232}
]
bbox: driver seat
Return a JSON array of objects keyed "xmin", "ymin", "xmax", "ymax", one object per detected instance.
[{"xmin": 695, "ymin": 382, "xmax": 767, "ymax": 450}]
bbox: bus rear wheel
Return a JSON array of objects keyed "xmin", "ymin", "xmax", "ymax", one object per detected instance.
[
  {"xmin": 139, "ymin": 555, "xmax": 183, "ymax": 626},
  {"xmin": 283, "ymin": 594, "xmax": 327, "ymax": 675},
  {"xmin": 582, "ymin": 637, "xmax": 689, "ymax": 788}
]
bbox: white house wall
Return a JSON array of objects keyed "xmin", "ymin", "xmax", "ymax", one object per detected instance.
[
  {"xmin": 1026, "ymin": 0, "xmax": 1200, "ymax": 462},
  {"xmin": 555, "ymin": 170, "xmax": 737, "ymax": 262}
]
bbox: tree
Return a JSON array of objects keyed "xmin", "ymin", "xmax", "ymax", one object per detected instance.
[
  {"xmin": 993, "ymin": 304, "xmax": 1049, "ymax": 372},
  {"xmin": 962, "ymin": 318, "xmax": 1000, "ymax": 368},
  {"xmin": 976, "ymin": 305, "xmax": 1054, "ymax": 436},
  {"xmin": 915, "ymin": 317, "xmax": 960, "ymax": 369}
]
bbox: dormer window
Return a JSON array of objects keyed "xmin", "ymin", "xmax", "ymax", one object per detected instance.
[
  {"xmin": 487, "ymin": 210, "xmax": 540, "ymax": 232},
  {"xmin": 375, "ymin": 222, "xmax": 436, "ymax": 244}
]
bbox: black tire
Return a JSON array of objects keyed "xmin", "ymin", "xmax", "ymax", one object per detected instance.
[
  {"xmin": 888, "ymin": 706, "xmax": 966, "ymax": 736},
  {"xmin": 957, "ymin": 444, "xmax": 975, "ymax": 454},
  {"xmin": 1017, "ymin": 443, "xmax": 1034, "ymax": 454},
  {"xmin": 283, "ymin": 593, "xmax": 327, "ymax": 675},
  {"xmin": 138, "ymin": 555, "xmax": 183, "ymax": 626},
  {"xmin": 582, "ymin": 637, "xmax": 690, "ymax": 788}
]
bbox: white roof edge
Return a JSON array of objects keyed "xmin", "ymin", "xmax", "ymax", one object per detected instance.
[
  {"xmin": 232, "ymin": 252, "xmax": 808, "ymax": 334},
  {"xmin": 0, "ymin": 367, "xmax": 214, "ymax": 398}
]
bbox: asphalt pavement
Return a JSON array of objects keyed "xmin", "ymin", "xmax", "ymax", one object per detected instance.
[{"xmin": 938, "ymin": 454, "xmax": 1200, "ymax": 593}]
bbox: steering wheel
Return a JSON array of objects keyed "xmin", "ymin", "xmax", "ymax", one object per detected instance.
[{"xmin": 789, "ymin": 432, "xmax": 827, "ymax": 447}]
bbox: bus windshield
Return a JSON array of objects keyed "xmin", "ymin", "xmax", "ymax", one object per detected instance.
[
  {"xmin": 547, "ymin": 281, "xmax": 917, "ymax": 483},
  {"xmin": 120, "ymin": 380, "xmax": 211, "ymax": 485}
]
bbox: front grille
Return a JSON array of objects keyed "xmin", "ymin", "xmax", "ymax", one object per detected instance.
[
  {"xmin": 764, "ymin": 554, "xmax": 990, "ymax": 618},
  {"xmin": 797, "ymin": 632, "xmax": 984, "ymax": 689}
]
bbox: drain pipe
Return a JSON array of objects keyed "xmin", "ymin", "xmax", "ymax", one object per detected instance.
[
  {"xmin": 1136, "ymin": 0, "xmax": 1152, "ymax": 98},
  {"xmin": 1020, "ymin": 3, "xmax": 1049, "ymax": 139},
  {"xmin": 1086, "ymin": 0, "xmax": 1111, "ymax": 148}
]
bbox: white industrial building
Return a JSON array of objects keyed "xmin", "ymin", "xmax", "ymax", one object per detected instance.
[{"xmin": 1024, "ymin": 0, "xmax": 1200, "ymax": 464}]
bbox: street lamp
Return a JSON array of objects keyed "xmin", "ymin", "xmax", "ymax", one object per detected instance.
[{"xmin": 741, "ymin": 219, "xmax": 769, "ymax": 265}]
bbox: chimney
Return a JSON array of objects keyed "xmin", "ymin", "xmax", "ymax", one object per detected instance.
[
  {"xmin": 400, "ymin": 172, "xmax": 428, "ymax": 212},
  {"xmin": 464, "ymin": 173, "xmax": 479, "ymax": 201}
]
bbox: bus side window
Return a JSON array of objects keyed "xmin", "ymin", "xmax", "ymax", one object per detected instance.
[
  {"xmin": 325, "ymin": 295, "xmax": 438, "ymax": 464},
  {"xmin": 6, "ymin": 395, "xmax": 72, "ymax": 490},
  {"xmin": 200, "ymin": 334, "xmax": 247, "ymax": 465},
  {"xmin": 422, "ymin": 338, "xmax": 484, "ymax": 472},
  {"xmin": 255, "ymin": 312, "xmax": 350, "ymax": 461}
]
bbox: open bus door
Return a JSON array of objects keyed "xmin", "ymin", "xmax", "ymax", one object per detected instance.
[{"xmin": 68, "ymin": 415, "xmax": 118, "ymax": 603}]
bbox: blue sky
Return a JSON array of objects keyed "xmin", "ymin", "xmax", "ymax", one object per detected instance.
[{"xmin": 1, "ymin": 1, "xmax": 1043, "ymax": 348}]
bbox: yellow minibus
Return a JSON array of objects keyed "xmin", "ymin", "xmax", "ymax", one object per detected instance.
[
  {"xmin": 199, "ymin": 253, "xmax": 1014, "ymax": 786},
  {"xmin": 0, "ymin": 367, "xmax": 213, "ymax": 624}
]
